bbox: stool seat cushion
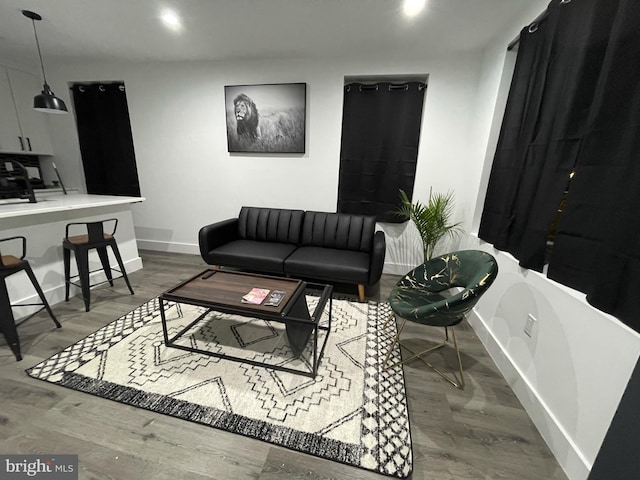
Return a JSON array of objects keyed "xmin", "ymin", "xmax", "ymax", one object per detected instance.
[
  {"xmin": 65, "ymin": 233, "xmax": 114, "ymax": 245},
  {"xmin": 0, "ymin": 255, "xmax": 23, "ymax": 268}
]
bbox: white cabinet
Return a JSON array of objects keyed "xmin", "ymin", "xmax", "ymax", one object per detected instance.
[{"xmin": 0, "ymin": 66, "xmax": 54, "ymax": 155}]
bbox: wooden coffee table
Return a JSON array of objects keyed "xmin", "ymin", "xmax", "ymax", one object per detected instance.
[{"xmin": 158, "ymin": 269, "xmax": 332, "ymax": 377}]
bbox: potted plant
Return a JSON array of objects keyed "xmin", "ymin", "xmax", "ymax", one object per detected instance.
[{"xmin": 394, "ymin": 188, "xmax": 463, "ymax": 262}]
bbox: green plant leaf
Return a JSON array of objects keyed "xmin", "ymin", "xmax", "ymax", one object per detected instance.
[{"xmin": 393, "ymin": 188, "xmax": 463, "ymax": 262}]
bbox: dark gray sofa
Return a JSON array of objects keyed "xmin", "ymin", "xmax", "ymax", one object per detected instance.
[{"xmin": 198, "ymin": 206, "xmax": 386, "ymax": 301}]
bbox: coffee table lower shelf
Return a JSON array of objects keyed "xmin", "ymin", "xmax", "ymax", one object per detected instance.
[{"xmin": 159, "ymin": 281, "xmax": 332, "ymax": 378}]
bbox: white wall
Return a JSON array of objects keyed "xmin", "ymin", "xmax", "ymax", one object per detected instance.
[
  {"xmin": 464, "ymin": 237, "xmax": 640, "ymax": 480},
  {"xmin": 461, "ymin": 4, "xmax": 640, "ymax": 480},
  {"xmin": 32, "ymin": 4, "xmax": 640, "ymax": 478},
  {"xmin": 45, "ymin": 53, "xmax": 484, "ymax": 258}
]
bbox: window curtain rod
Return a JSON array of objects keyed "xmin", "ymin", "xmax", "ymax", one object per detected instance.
[
  {"xmin": 507, "ymin": 9, "xmax": 549, "ymax": 51},
  {"xmin": 507, "ymin": 0, "xmax": 574, "ymax": 51},
  {"xmin": 345, "ymin": 82, "xmax": 426, "ymax": 92}
]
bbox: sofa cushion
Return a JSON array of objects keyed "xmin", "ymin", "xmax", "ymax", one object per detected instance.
[
  {"xmin": 284, "ymin": 246, "xmax": 370, "ymax": 284},
  {"xmin": 300, "ymin": 211, "xmax": 375, "ymax": 253},
  {"xmin": 206, "ymin": 240, "xmax": 297, "ymax": 274},
  {"xmin": 239, "ymin": 207, "xmax": 304, "ymax": 244}
]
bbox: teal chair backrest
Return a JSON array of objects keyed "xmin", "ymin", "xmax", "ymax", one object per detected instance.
[{"xmin": 390, "ymin": 250, "xmax": 498, "ymax": 327}]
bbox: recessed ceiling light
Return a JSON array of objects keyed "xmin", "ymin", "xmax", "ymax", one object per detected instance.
[
  {"xmin": 403, "ymin": 0, "xmax": 427, "ymax": 18},
  {"xmin": 160, "ymin": 9, "xmax": 182, "ymax": 32}
]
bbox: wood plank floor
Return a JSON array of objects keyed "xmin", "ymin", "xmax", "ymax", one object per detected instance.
[{"xmin": 0, "ymin": 251, "xmax": 568, "ymax": 479}]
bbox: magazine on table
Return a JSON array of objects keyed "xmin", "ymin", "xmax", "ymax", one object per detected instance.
[
  {"xmin": 241, "ymin": 288, "xmax": 270, "ymax": 304},
  {"xmin": 264, "ymin": 290, "xmax": 286, "ymax": 307}
]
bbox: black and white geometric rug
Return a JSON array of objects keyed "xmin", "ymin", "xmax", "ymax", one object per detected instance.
[{"xmin": 26, "ymin": 297, "xmax": 412, "ymax": 478}]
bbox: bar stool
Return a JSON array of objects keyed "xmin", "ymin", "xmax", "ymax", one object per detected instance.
[
  {"xmin": 0, "ymin": 236, "xmax": 61, "ymax": 361},
  {"xmin": 63, "ymin": 218, "xmax": 134, "ymax": 312}
]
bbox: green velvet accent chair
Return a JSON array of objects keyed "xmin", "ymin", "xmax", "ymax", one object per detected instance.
[{"xmin": 383, "ymin": 250, "xmax": 498, "ymax": 388}]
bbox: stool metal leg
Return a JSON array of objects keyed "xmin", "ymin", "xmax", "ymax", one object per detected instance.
[
  {"xmin": 63, "ymin": 246, "xmax": 71, "ymax": 301},
  {"xmin": 74, "ymin": 248, "xmax": 91, "ymax": 312},
  {"xmin": 24, "ymin": 263, "xmax": 61, "ymax": 328},
  {"xmin": 110, "ymin": 242, "xmax": 134, "ymax": 295},
  {"xmin": 63, "ymin": 240, "xmax": 134, "ymax": 311},
  {"xmin": 0, "ymin": 280, "xmax": 21, "ymax": 361},
  {"xmin": 96, "ymin": 246, "xmax": 114, "ymax": 287}
]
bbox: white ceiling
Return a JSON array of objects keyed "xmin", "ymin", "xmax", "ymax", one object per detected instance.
[{"xmin": 0, "ymin": 0, "xmax": 535, "ymax": 71}]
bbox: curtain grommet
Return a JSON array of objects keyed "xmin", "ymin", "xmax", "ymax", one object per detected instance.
[{"xmin": 528, "ymin": 23, "xmax": 539, "ymax": 34}]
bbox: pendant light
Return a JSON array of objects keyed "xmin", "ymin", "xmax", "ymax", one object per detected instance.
[{"xmin": 22, "ymin": 10, "xmax": 68, "ymax": 114}]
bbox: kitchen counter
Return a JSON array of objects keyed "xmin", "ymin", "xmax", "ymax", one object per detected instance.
[
  {"xmin": 0, "ymin": 193, "xmax": 144, "ymax": 218},
  {"xmin": 1, "ymin": 193, "xmax": 145, "ymax": 315}
]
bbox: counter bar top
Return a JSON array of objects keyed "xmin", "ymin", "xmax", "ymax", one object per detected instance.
[{"xmin": 0, "ymin": 194, "xmax": 145, "ymax": 219}]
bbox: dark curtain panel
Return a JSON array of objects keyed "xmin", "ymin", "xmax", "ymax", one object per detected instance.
[
  {"xmin": 477, "ymin": 17, "xmax": 557, "ymax": 265},
  {"xmin": 548, "ymin": 0, "xmax": 640, "ymax": 328},
  {"xmin": 71, "ymin": 83, "xmax": 141, "ymax": 197},
  {"xmin": 479, "ymin": 0, "xmax": 640, "ymax": 330},
  {"xmin": 479, "ymin": 0, "xmax": 612, "ymax": 270},
  {"xmin": 337, "ymin": 82, "xmax": 425, "ymax": 223}
]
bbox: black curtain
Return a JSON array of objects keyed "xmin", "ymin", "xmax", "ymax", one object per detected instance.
[
  {"xmin": 479, "ymin": 0, "xmax": 640, "ymax": 330},
  {"xmin": 71, "ymin": 82, "xmax": 141, "ymax": 197},
  {"xmin": 337, "ymin": 82, "xmax": 426, "ymax": 223},
  {"xmin": 548, "ymin": 0, "xmax": 640, "ymax": 326}
]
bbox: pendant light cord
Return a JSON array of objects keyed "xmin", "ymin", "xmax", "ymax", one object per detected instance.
[
  {"xmin": 30, "ymin": 18, "xmax": 49, "ymax": 86},
  {"xmin": 22, "ymin": 9, "xmax": 68, "ymax": 113}
]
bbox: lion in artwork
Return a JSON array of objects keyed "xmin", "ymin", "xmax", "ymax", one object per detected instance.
[{"xmin": 233, "ymin": 93, "xmax": 260, "ymax": 140}]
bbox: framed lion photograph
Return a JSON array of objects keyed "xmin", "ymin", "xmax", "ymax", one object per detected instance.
[{"xmin": 225, "ymin": 83, "xmax": 306, "ymax": 153}]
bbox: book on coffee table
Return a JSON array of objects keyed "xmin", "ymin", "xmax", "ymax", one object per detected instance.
[
  {"xmin": 241, "ymin": 287, "xmax": 271, "ymax": 304},
  {"xmin": 264, "ymin": 290, "xmax": 286, "ymax": 307}
]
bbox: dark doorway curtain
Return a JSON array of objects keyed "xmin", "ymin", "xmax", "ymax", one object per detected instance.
[
  {"xmin": 479, "ymin": 0, "xmax": 640, "ymax": 331},
  {"xmin": 337, "ymin": 81, "xmax": 426, "ymax": 223},
  {"xmin": 71, "ymin": 82, "xmax": 141, "ymax": 197}
]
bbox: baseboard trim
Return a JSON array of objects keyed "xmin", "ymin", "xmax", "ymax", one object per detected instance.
[
  {"xmin": 382, "ymin": 262, "xmax": 413, "ymax": 276},
  {"xmin": 468, "ymin": 309, "xmax": 591, "ymax": 480},
  {"xmin": 137, "ymin": 239, "xmax": 200, "ymax": 255}
]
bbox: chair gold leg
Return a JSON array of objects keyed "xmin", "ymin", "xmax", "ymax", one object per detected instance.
[
  {"xmin": 383, "ymin": 322, "xmax": 465, "ymax": 389},
  {"xmin": 410, "ymin": 326, "xmax": 464, "ymax": 389},
  {"xmin": 381, "ymin": 311, "xmax": 395, "ymax": 329},
  {"xmin": 451, "ymin": 326, "xmax": 465, "ymax": 389},
  {"xmin": 382, "ymin": 315, "xmax": 407, "ymax": 370}
]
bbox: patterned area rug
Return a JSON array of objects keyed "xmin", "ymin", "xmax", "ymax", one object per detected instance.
[{"xmin": 26, "ymin": 297, "xmax": 413, "ymax": 478}]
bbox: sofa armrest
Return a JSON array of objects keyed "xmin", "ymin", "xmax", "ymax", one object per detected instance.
[
  {"xmin": 198, "ymin": 218, "xmax": 239, "ymax": 262},
  {"xmin": 368, "ymin": 230, "xmax": 386, "ymax": 285}
]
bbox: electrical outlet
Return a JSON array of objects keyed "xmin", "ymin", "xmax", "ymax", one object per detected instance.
[{"xmin": 524, "ymin": 313, "xmax": 537, "ymax": 337}]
